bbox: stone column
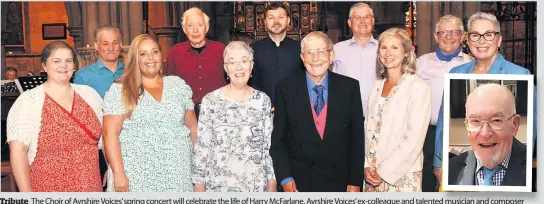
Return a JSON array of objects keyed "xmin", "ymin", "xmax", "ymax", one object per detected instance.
[
  {"xmin": 119, "ymin": 2, "xmax": 130, "ymax": 45},
  {"xmin": 98, "ymin": 2, "xmax": 111, "ymax": 26},
  {"xmin": 416, "ymin": 1, "xmax": 433, "ymax": 57},
  {"xmin": 128, "ymin": 2, "xmax": 143, "ymax": 41},
  {"xmin": 67, "ymin": 26, "xmax": 84, "ymax": 49},
  {"xmin": 154, "ymin": 26, "xmax": 180, "ymax": 58},
  {"xmin": 110, "ymin": 2, "xmax": 119, "ymax": 27},
  {"xmin": 84, "ymin": 2, "xmax": 98, "ymax": 45},
  {"xmin": 65, "ymin": 2, "xmax": 83, "ymax": 49}
]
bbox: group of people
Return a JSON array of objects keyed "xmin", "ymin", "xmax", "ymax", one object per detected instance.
[{"xmin": 5, "ymin": 2, "xmax": 534, "ymax": 192}]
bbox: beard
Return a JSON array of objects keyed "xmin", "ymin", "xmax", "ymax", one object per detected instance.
[
  {"xmin": 474, "ymin": 148, "xmax": 503, "ymax": 168},
  {"xmin": 268, "ymin": 24, "xmax": 287, "ymax": 35}
]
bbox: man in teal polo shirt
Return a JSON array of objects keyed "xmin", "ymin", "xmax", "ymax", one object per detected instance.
[
  {"xmin": 74, "ymin": 25, "xmax": 124, "ymax": 98},
  {"xmin": 73, "ymin": 25, "xmax": 124, "ymax": 190}
]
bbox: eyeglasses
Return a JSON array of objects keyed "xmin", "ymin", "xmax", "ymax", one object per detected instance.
[
  {"xmin": 464, "ymin": 114, "xmax": 517, "ymax": 132},
  {"xmin": 225, "ymin": 59, "xmax": 252, "ymax": 67},
  {"xmin": 467, "ymin": 31, "xmax": 500, "ymax": 42},
  {"xmin": 350, "ymin": 15, "xmax": 373, "ymax": 22},
  {"xmin": 303, "ymin": 49, "xmax": 331, "ymax": 58},
  {"xmin": 436, "ymin": 30, "xmax": 463, "ymax": 38}
]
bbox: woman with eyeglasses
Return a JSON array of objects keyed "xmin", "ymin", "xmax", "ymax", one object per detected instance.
[
  {"xmin": 192, "ymin": 41, "xmax": 276, "ymax": 192},
  {"xmin": 364, "ymin": 28, "xmax": 431, "ymax": 192},
  {"xmin": 433, "ymin": 12, "xmax": 535, "ymax": 184}
]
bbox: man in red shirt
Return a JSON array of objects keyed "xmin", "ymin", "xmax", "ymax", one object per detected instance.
[{"xmin": 166, "ymin": 7, "xmax": 226, "ymax": 117}]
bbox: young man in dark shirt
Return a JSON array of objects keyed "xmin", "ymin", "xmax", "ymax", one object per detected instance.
[{"xmin": 251, "ymin": 2, "xmax": 304, "ymax": 105}]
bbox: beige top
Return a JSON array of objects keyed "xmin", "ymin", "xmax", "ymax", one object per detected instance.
[
  {"xmin": 6, "ymin": 83, "xmax": 103, "ymax": 166},
  {"xmin": 364, "ymin": 74, "xmax": 432, "ymax": 184}
]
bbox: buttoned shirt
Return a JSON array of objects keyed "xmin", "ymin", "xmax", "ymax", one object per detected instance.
[
  {"xmin": 73, "ymin": 59, "xmax": 125, "ymax": 98},
  {"xmin": 306, "ymin": 71, "xmax": 329, "ymax": 103},
  {"xmin": 251, "ymin": 36, "xmax": 304, "ymax": 104},
  {"xmin": 165, "ymin": 40, "xmax": 226, "ymax": 103},
  {"xmin": 332, "ymin": 37, "xmax": 378, "ymax": 117},
  {"xmin": 416, "ymin": 51, "xmax": 472, "ymax": 125},
  {"xmin": 475, "ymin": 151, "xmax": 511, "ymax": 186}
]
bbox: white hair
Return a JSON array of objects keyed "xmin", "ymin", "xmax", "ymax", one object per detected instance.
[
  {"xmin": 467, "ymin": 12, "xmax": 501, "ymax": 32},
  {"xmin": 223, "ymin": 41, "xmax": 254, "ymax": 62},
  {"xmin": 300, "ymin": 31, "xmax": 334, "ymax": 53},
  {"xmin": 181, "ymin": 7, "xmax": 210, "ymax": 27},
  {"xmin": 434, "ymin": 14, "xmax": 464, "ymax": 33}
]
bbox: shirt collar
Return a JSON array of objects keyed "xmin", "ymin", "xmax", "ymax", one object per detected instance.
[
  {"xmin": 465, "ymin": 53, "xmax": 506, "ymax": 73},
  {"xmin": 348, "ymin": 36, "xmax": 378, "ymax": 46},
  {"xmin": 184, "ymin": 40, "xmax": 208, "ymax": 52},
  {"xmin": 476, "ymin": 149, "xmax": 512, "ymax": 173},
  {"xmin": 430, "ymin": 50, "xmax": 466, "ymax": 61},
  {"xmin": 266, "ymin": 35, "xmax": 289, "ymax": 47},
  {"xmin": 94, "ymin": 59, "xmax": 125, "ymax": 72},
  {"xmin": 306, "ymin": 71, "xmax": 329, "ymax": 91}
]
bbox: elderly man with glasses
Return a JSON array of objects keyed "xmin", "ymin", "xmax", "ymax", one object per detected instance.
[
  {"xmin": 448, "ymin": 83, "xmax": 527, "ymax": 186},
  {"xmin": 270, "ymin": 31, "xmax": 365, "ymax": 192},
  {"xmin": 434, "ymin": 12, "xmax": 536, "ymax": 188},
  {"xmin": 416, "ymin": 15, "xmax": 473, "ymax": 191}
]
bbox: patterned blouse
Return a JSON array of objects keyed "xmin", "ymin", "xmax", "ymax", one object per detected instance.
[
  {"xmin": 103, "ymin": 76, "xmax": 194, "ymax": 192},
  {"xmin": 192, "ymin": 88, "xmax": 275, "ymax": 192}
]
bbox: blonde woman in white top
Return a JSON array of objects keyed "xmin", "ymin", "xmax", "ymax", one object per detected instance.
[{"xmin": 364, "ymin": 28, "xmax": 431, "ymax": 192}]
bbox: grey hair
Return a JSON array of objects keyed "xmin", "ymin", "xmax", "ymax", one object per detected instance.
[
  {"xmin": 181, "ymin": 7, "xmax": 211, "ymax": 28},
  {"xmin": 434, "ymin": 14, "xmax": 464, "ymax": 33},
  {"xmin": 223, "ymin": 41, "xmax": 254, "ymax": 62},
  {"xmin": 3, "ymin": 66, "xmax": 18, "ymax": 79},
  {"xmin": 348, "ymin": 3, "xmax": 374, "ymax": 17},
  {"xmin": 300, "ymin": 31, "xmax": 334, "ymax": 54},
  {"xmin": 467, "ymin": 12, "xmax": 501, "ymax": 32},
  {"xmin": 94, "ymin": 25, "xmax": 123, "ymax": 42}
]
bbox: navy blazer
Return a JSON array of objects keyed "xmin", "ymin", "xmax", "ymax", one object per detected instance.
[
  {"xmin": 270, "ymin": 70, "xmax": 365, "ymax": 192},
  {"xmin": 449, "ymin": 138, "xmax": 527, "ymax": 186}
]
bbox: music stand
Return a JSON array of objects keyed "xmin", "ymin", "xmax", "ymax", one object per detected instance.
[{"xmin": 14, "ymin": 76, "xmax": 47, "ymax": 93}]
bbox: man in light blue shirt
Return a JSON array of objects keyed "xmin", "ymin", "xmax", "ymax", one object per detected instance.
[
  {"xmin": 332, "ymin": 3, "xmax": 377, "ymax": 118},
  {"xmin": 73, "ymin": 25, "xmax": 124, "ymax": 98},
  {"xmin": 416, "ymin": 14, "xmax": 473, "ymax": 192},
  {"xmin": 435, "ymin": 13, "xmax": 536, "ymax": 182},
  {"xmin": 72, "ymin": 25, "xmax": 124, "ymax": 189}
]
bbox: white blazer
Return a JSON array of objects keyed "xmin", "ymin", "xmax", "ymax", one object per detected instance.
[{"xmin": 364, "ymin": 74, "xmax": 431, "ymax": 184}]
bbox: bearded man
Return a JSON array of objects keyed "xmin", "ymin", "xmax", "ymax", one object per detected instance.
[{"xmin": 251, "ymin": 2, "xmax": 304, "ymax": 105}]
